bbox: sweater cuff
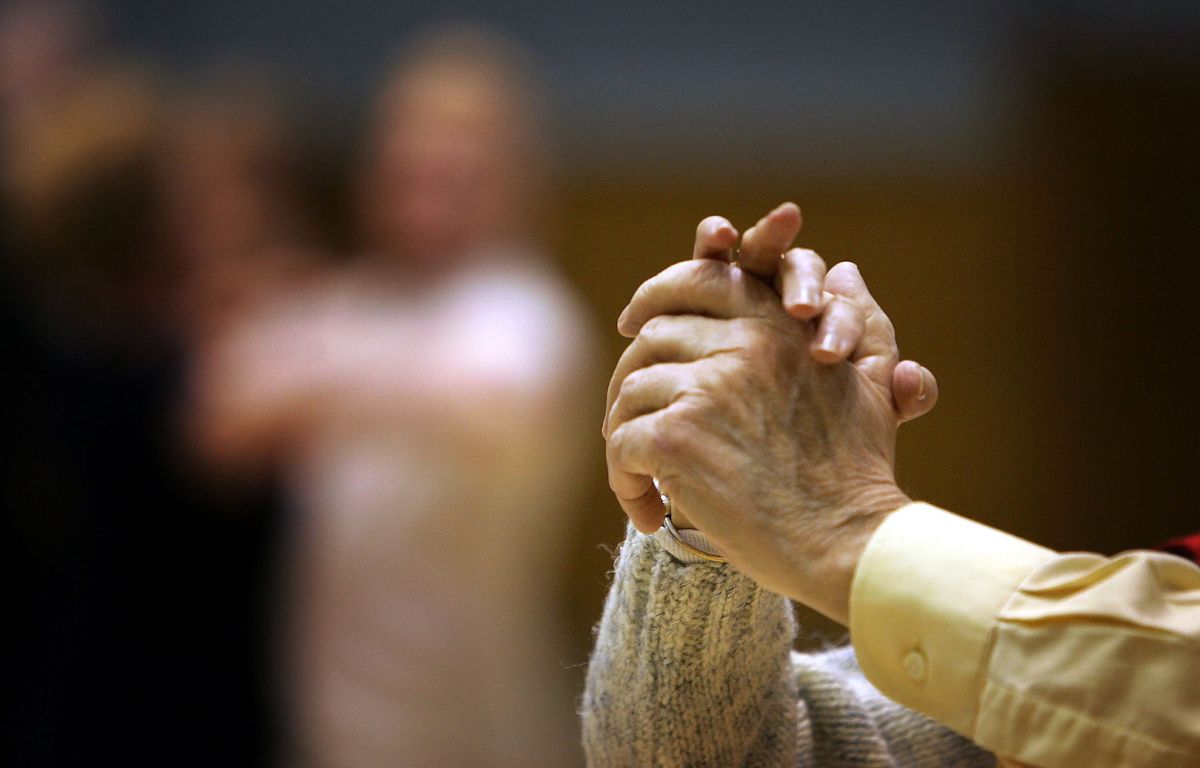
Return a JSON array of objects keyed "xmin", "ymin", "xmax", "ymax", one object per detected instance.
[{"xmin": 653, "ymin": 525, "xmax": 726, "ymax": 564}]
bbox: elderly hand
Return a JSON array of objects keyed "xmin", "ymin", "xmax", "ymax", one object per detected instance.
[{"xmin": 604, "ymin": 204, "xmax": 921, "ymax": 624}]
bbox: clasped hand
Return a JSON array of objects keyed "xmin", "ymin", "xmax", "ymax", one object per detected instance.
[{"xmin": 603, "ymin": 203, "xmax": 932, "ymax": 624}]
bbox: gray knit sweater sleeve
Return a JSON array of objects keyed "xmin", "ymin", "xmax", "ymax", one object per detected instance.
[{"xmin": 581, "ymin": 529, "xmax": 995, "ymax": 767}]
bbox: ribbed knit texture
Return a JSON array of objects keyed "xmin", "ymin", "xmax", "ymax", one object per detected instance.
[{"xmin": 582, "ymin": 529, "xmax": 996, "ymax": 767}]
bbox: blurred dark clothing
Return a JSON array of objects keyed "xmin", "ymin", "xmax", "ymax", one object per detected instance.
[
  {"xmin": 1158, "ymin": 533, "xmax": 1200, "ymax": 566},
  {"xmin": 2, "ymin": 253, "xmax": 280, "ymax": 766}
]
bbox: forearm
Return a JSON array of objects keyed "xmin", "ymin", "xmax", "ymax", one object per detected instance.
[
  {"xmin": 581, "ymin": 528, "xmax": 799, "ymax": 766},
  {"xmin": 581, "ymin": 525, "xmax": 997, "ymax": 768}
]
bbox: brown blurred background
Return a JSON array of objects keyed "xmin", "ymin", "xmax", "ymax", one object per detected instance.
[
  {"xmin": 4, "ymin": 1, "xmax": 1198, "ymax": 764},
  {"xmin": 558, "ymin": 13, "xmax": 1200, "ymax": 647}
]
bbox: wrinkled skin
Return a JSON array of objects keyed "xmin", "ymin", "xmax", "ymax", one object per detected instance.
[{"xmin": 604, "ymin": 204, "xmax": 924, "ymax": 624}]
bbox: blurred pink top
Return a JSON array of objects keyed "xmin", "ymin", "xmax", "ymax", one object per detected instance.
[{"xmin": 200, "ymin": 249, "xmax": 593, "ymax": 766}]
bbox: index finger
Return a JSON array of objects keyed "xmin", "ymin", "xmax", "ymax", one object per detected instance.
[{"xmin": 617, "ymin": 259, "xmax": 780, "ymax": 337}]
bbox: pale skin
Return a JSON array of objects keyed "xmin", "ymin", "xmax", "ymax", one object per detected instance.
[{"xmin": 604, "ymin": 203, "xmax": 931, "ymax": 625}]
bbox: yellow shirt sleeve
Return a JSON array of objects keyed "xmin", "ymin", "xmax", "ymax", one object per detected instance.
[{"xmin": 849, "ymin": 502, "xmax": 1200, "ymax": 768}]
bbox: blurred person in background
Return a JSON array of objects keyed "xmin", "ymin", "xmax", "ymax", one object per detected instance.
[
  {"xmin": 0, "ymin": 0, "xmax": 96, "ymax": 169},
  {"xmin": 1, "ymin": 4, "xmax": 286, "ymax": 763},
  {"xmin": 189, "ymin": 26, "xmax": 596, "ymax": 767},
  {"xmin": 162, "ymin": 71, "xmax": 321, "ymax": 343}
]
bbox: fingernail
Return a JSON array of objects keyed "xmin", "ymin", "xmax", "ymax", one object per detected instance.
[
  {"xmin": 796, "ymin": 286, "xmax": 819, "ymax": 311},
  {"xmin": 916, "ymin": 369, "xmax": 928, "ymax": 401},
  {"xmin": 818, "ymin": 333, "xmax": 845, "ymax": 358}
]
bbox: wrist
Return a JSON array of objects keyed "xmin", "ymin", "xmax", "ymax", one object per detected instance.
[{"xmin": 794, "ymin": 482, "xmax": 910, "ymax": 625}]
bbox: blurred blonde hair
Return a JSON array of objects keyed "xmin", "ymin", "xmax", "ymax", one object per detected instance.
[
  {"xmin": 356, "ymin": 24, "xmax": 556, "ymax": 258},
  {"xmin": 373, "ymin": 23, "xmax": 552, "ymax": 162}
]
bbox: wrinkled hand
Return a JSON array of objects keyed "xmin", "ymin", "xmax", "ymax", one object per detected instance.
[{"xmin": 603, "ymin": 204, "xmax": 921, "ymax": 624}]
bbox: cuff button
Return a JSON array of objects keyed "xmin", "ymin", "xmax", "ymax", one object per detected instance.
[{"xmin": 902, "ymin": 648, "xmax": 928, "ymax": 683}]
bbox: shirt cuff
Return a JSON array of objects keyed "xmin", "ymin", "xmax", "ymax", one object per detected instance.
[{"xmin": 849, "ymin": 502, "xmax": 1056, "ymax": 738}]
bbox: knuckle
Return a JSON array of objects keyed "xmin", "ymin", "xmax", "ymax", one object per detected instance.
[
  {"xmin": 728, "ymin": 317, "xmax": 755, "ymax": 345},
  {"xmin": 605, "ymin": 425, "xmax": 625, "ymax": 456},
  {"xmin": 710, "ymin": 357, "xmax": 753, "ymax": 400},
  {"xmin": 738, "ymin": 323, "xmax": 776, "ymax": 363},
  {"xmin": 629, "ymin": 277, "xmax": 654, "ymax": 307},
  {"xmin": 649, "ymin": 419, "xmax": 682, "ymax": 457},
  {"xmin": 607, "ymin": 464, "xmax": 641, "ymax": 498},
  {"xmin": 653, "ymin": 404, "xmax": 701, "ymax": 458},
  {"xmin": 617, "ymin": 368, "xmax": 646, "ymax": 399},
  {"xmin": 790, "ymin": 247, "xmax": 825, "ymax": 272},
  {"xmin": 869, "ymin": 307, "xmax": 896, "ymax": 343},
  {"xmin": 846, "ymin": 302, "xmax": 870, "ymax": 331},
  {"xmin": 831, "ymin": 295, "xmax": 867, "ymax": 330},
  {"xmin": 607, "ymin": 423, "xmax": 643, "ymax": 470},
  {"xmin": 605, "ymin": 465, "xmax": 625, "ymax": 494},
  {"xmin": 830, "ymin": 290, "xmax": 860, "ymax": 312},
  {"xmin": 644, "ymin": 260, "xmax": 727, "ymax": 314},
  {"xmin": 692, "ymin": 255, "xmax": 730, "ymax": 283},
  {"xmin": 638, "ymin": 314, "xmax": 669, "ymax": 340},
  {"xmin": 684, "ymin": 370, "xmax": 719, "ymax": 408},
  {"xmin": 880, "ymin": 314, "xmax": 896, "ymax": 339},
  {"xmin": 827, "ymin": 260, "xmax": 861, "ymax": 286}
]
